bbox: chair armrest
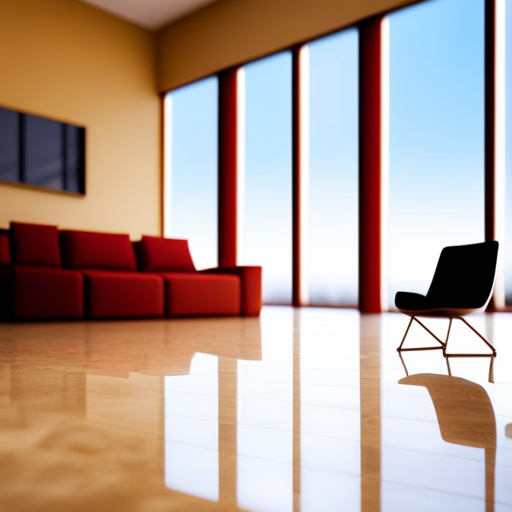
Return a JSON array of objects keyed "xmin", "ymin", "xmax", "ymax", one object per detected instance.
[{"xmin": 200, "ymin": 266, "xmax": 262, "ymax": 316}]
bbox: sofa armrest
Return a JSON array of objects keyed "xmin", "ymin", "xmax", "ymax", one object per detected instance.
[{"xmin": 200, "ymin": 266, "xmax": 262, "ymax": 316}]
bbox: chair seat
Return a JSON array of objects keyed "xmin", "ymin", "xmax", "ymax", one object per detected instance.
[
  {"xmin": 395, "ymin": 292, "xmax": 430, "ymax": 311},
  {"xmin": 395, "ymin": 291, "xmax": 485, "ymax": 317},
  {"xmin": 81, "ymin": 270, "xmax": 164, "ymax": 318}
]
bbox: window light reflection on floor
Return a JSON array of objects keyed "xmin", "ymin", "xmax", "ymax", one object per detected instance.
[
  {"xmin": 164, "ymin": 353, "xmax": 219, "ymax": 501},
  {"xmin": 237, "ymin": 308, "xmax": 294, "ymax": 512}
]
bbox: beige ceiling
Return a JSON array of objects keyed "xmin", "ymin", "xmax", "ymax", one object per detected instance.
[{"xmin": 80, "ymin": 0, "xmax": 219, "ymax": 30}]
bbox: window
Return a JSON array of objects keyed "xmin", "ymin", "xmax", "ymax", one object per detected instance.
[
  {"xmin": 164, "ymin": 77, "xmax": 218, "ymax": 270},
  {"xmin": 305, "ymin": 29, "xmax": 359, "ymax": 306},
  {"xmin": 240, "ymin": 52, "xmax": 293, "ymax": 304}
]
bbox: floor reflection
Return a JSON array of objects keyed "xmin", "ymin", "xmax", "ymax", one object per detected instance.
[
  {"xmin": 163, "ymin": 309, "xmax": 363, "ymax": 512},
  {"xmin": 399, "ymin": 374, "xmax": 496, "ymax": 512},
  {"xmin": 1, "ymin": 309, "xmax": 512, "ymax": 511},
  {"xmin": 383, "ymin": 313, "xmax": 512, "ymax": 512}
]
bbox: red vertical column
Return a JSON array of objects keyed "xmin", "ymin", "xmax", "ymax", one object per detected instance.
[
  {"xmin": 485, "ymin": 0, "xmax": 496, "ymax": 245},
  {"xmin": 160, "ymin": 94, "xmax": 166, "ymax": 236},
  {"xmin": 484, "ymin": 0, "xmax": 498, "ymax": 310},
  {"xmin": 292, "ymin": 45, "xmax": 303, "ymax": 307},
  {"xmin": 218, "ymin": 68, "xmax": 239, "ymax": 267},
  {"xmin": 359, "ymin": 17, "xmax": 386, "ymax": 314}
]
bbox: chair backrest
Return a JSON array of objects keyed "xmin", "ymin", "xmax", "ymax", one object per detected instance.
[{"xmin": 426, "ymin": 241, "xmax": 498, "ymax": 309}]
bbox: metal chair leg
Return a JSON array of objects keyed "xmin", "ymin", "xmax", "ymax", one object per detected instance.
[
  {"xmin": 397, "ymin": 315, "xmax": 497, "ymax": 383},
  {"xmin": 397, "ymin": 316, "xmax": 446, "ymax": 353},
  {"xmin": 458, "ymin": 317, "xmax": 497, "ymax": 357},
  {"xmin": 397, "ymin": 317, "xmax": 414, "ymax": 352},
  {"xmin": 443, "ymin": 316, "xmax": 497, "ymax": 357},
  {"xmin": 442, "ymin": 316, "xmax": 497, "ymax": 384}
]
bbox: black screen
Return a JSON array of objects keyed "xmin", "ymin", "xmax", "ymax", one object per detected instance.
[{"xmin": 0, "ymin": 106, "xmax": 85, "ymax": 194}]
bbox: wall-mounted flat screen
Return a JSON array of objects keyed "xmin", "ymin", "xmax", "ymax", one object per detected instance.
[{"xmin": 0, "ymin": 105, "xmax": 85, "ymax": 195}]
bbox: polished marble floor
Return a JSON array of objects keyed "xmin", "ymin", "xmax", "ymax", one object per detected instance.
[{"xmin": 0, "ymin": 307, "xmax": 511, "ymax": 512}]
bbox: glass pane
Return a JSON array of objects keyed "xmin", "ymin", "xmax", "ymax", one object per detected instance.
[
  {"xmin": 307, "ymin": 29, "xmax": 359, "ymax": 306},
  {"xmin": 165, "ymin": 77, "xmax": 218, "ymax": 270},
  {"xmin": 388, "ymin": 0, "xmax": 485, "ymax": 306},
  {"xmin": 242, "ymin": 52, "xmax": 293, "ymax": 304},
  {"xmin": 505, "ymin": 0, "xmax": 512, "ymax": 304}
]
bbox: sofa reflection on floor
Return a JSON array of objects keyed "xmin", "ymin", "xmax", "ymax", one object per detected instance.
[{"xmin": 0, "ymin": 221, "xmax": 262, "ymax": 321}]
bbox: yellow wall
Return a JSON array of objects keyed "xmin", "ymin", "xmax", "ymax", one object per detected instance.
[
  {"xmin": 158, "ymin": 0, "xmax": 417, "ymax": 93},
  {"xmin": 0, "ymin": 0, "xmax": 160, "ymax": 239}
]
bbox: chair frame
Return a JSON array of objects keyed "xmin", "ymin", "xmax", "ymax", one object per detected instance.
[{"xmin": 397, "ymin": 312, "xmax": 497, "ymax": 382}]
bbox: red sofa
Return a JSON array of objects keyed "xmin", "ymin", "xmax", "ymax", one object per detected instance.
[{"xmin": 0, "ymin": 222, "xmax": 262, "ymax": 321}]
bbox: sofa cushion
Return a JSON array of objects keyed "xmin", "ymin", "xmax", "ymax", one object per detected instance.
[
  {"xmin": 81, "ymin": 270, "xmax": 164, "ymax": 318},
  {"xmin": 61, "ymin": 230, "xmax": 137, "ymax": 271},
  {"xmin": 139, "ymin": 236, "xmax": 196, "ymax": 273},
  {"xmin": 13, "ymin": 266, "xmax": 83, "ymax": 319},
  {"xmin": 10, "ymin": 221, "xmax": 62, "ymax": 267},
  {"xmin": 158, "ymin": 272, "xmax": 240, "ymax": 316},
  {"xmin": 0, "ymin": 233, "xmax": 10, "ymax": 266}
]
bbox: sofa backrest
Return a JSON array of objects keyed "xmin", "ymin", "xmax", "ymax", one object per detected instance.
[
  {"xmin": 138, "ymin": 236, "xmax": 196, "ymax": 273},
  {"xmin": 60, "ymin": 230, "xmax": 137, "ymax": 271},
  {"xmin": 10, "ymin": 221, "xmax": 62, "ymax": 267}
]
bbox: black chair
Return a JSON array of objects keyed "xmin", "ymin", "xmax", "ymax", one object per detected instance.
[{"xmin": 396, "ymin": 242, "xmax": 498, "ymax": 378}]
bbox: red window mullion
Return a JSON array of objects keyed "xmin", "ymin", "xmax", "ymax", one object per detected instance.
[
  {"xmin": 292, "ymin": 45, "xmax": 303, "ymax": 307},
  {"xmin": 218, "ymin": 68, "xmax": 239, "ymax": 268},
  {"xmin": 359, "ymin": 16, "xmax": 386, "ymax": 313}
]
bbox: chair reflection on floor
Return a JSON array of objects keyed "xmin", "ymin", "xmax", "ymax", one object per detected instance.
[
  {"xmin": 400, "ymin": 373, "xmax": 496, "ymax": 512},
  {"xmin": 396, "ymin": 242, "xmax": 499, "ymax": 382}
]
